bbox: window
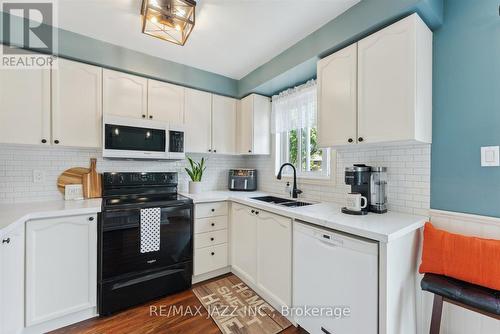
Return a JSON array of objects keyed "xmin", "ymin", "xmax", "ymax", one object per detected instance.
[
  {"xmin": 272, "ymin": 80, "xmax": 332, "ymax": 180},
  {"xmin": 276, "ymin": 127, "xmax": 330, "ymax": 178}
]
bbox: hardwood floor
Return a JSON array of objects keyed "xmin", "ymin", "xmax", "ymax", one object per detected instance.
[{"xmin": 50, "ymin": 275, "xmax": 307, "ymax": 334}]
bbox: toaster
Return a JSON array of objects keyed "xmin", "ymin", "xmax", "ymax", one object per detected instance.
[{"xmin": 228, "ymin": 169, "xmax": 257, "ymax": 191}]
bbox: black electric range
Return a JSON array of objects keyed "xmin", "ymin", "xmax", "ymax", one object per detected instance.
[{"xmin": 98, "ymin": 172, "xmax": 193, "ymax": 316}]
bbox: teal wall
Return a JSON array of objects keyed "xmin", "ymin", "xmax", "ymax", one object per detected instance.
[
  {"xmin": 431, "ymin": 0, "xmax": 500, "ymax": 217},
  {"xmin": 239, "ymin": 0, "xmax": 444, "ymax": 97},
  {"xmin": 0, "ymin": 12, "xmax": 239, "ymax": 97},
  {"xmin": 1, "ymin": 0, "xmax": 443, "ymax": 99}
]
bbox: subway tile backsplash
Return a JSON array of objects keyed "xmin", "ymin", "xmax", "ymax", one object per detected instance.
[
  {"xmin": 247, "ymin": 143, "xmax": 431, "ymax": 216},
  {"xmin": 0, "ymin": 143, "xmax": 430, "ymax": 215},
  {"xmin": 0, "ymin": 144, "xmax": 247, "ymax": 204}
]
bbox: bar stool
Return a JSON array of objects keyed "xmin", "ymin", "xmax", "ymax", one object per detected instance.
[{"xmin": 421, "ymin": 273, "xmax": 500, "ymax": 334}]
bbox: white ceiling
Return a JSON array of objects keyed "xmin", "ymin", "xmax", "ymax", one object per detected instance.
[{"xmin": 54, "ymin": 0, "xmax": 360, "ymax": 79}]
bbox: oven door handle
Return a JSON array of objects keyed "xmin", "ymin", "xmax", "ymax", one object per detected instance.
[{"xmin": 111, "ymin": 268, "xmax": 186, "ymax": 290}]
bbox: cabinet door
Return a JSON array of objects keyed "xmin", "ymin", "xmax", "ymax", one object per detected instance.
[
  {"xmin": 230, "ymin": 203, "xmax": 257, "ymax": 283},
  {"xmin": 252, "ymin": 94, "xmax": 271, "ymax": 155},
  {"xmin": 0, "ymin": 224, "xmax": 25, "ymax": 334},
  {"xmin": 102, "ymin": 69, "xmax": 148, "ymax": 119},
  {"xmin": 52, "ymin": 59, "xmax": 102, "ymax": 147},
  {"xmin": 257, "ymin": 211, "xmax": 292, "ymax": 307},
  {"xmin": 148, "ymin": 79, "xmax": 185, "ymax": 123},
  {"xmin": 317, "ymin": 43, "xmax": 358, "ymax": 146},
  {"xmin": 237, "ymin": 96, "xmax": 253, "ymax": 154},
  {"xmin": 0, "ymin": 67, "xmax": 50, "ymax": 145},
  {"xmin": 184, "ymin": 88, "xmax": 212, "ymax": 153},
  {"xmin": 212, "ymin": 95, "xmax": 236, "ymax": 154},
  {"xmin": 26, "ymin": 214, "xmax": 97, "ymax": 326},
  {"xmin": 357, "ymin": 15, "xmax": 416, "ymax": 144}
]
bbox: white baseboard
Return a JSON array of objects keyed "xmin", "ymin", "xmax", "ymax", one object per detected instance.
[{"xmin": 22, "ymin": 307, "xmax": 97, "ymax": 334}]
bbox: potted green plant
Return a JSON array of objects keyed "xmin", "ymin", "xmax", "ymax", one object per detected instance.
[{"xmin": 185, "ymin": 156, "xmax": 206, "ymax": 194}]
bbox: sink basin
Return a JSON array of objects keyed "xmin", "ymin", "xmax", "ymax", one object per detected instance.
[
  {"xmin": 251, "ymin": 196, "xmax": 292, "ymax": 204},
  {"xmin": 279, "ymin": 201, "xmax": 312, "ymax": 207},
  {"xmin": 251, "ymin": 196, "xmax": 313, "ymax": 207}
]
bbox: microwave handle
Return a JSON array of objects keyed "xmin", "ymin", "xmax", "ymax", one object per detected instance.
[{"xmin": 231, "ymin": 179, "xmax": 235, "ymax": 189}]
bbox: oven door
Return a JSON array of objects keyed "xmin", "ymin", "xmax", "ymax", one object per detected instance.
[
  {"xmin": 102, "ymin": 115, "xmax": 169, "ymax": 159},
  {"xmin": 100, "ymin": 203, "xmax": 193, "ymax": 281}
]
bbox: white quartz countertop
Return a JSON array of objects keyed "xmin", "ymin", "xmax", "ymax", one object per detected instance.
[
  {"xmin": 0, "ymin": 199, "xmax": 102, "ymax": 237},
  {"xmin": 181, "ymin": 191, "xmax": 427, "ymax": 243}
]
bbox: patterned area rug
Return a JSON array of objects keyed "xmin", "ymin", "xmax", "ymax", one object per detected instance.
[{"xmin": 193, "ymin": 275, "xmax": 292, "ymax": 334}]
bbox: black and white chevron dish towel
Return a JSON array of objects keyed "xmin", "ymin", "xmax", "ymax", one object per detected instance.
[{"xmin": 140, "ymin": 208, "xmax": 161, "ymax": 253}]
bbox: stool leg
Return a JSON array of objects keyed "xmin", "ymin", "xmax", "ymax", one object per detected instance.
[{"xmin": 430, "ymin": 295, "xmax": 444, "ymax": 334}]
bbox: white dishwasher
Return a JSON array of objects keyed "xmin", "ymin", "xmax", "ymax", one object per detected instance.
[{"xmin": 293, "ymin": 221, "xmax": 378, "ymax": 334}]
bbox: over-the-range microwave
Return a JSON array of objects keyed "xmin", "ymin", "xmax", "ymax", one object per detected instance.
[{"xmin": 102, "ymin": 115, "xmax": 185, "ymax": 160}]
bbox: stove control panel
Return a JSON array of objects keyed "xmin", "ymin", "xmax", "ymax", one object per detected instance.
[{"xmin": 103, "ymin": 172, "xmax": 178, "ymax": 187}]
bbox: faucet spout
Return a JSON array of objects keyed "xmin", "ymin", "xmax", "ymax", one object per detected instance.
[{"xmin": 277, "ymin": 163, "xmax": 302, "ymax": 199}]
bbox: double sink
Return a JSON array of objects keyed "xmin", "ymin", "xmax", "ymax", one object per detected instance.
[{"xmin": 251, "ymin": 196, "xmax": 313, "ymax": 208}]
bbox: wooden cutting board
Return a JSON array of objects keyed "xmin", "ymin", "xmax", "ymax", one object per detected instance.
[
  {"xmin": 57, "ymin": 167, "xmax": 90, "ymax": 193},
  {"xmin": 82, "ymin": 158, "xmax": 102, "ymax": 198}
]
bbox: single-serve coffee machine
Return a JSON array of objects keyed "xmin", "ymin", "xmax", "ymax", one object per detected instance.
[{"xmin": 342, "ymin": 164, "xmax": 387, "ymax": 215}]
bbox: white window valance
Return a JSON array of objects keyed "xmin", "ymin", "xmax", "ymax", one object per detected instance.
[{"xmin": 271, "ymin": 79, "xmax": 317, "ymax": 134}]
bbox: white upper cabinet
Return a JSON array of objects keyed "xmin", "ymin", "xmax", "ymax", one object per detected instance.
[
  {"xmin": 147, "ymin": 79, "xmax": 185, "ymax": 123},
  {"xmin": 26, "ymin": 214, "xmax": 97, "ymax": 327},
  {"xmin": 317, "ymin": 43, "xmax": 358, "ymax": 147},
  {"xmin": 184, "ymin": 88, "xmax": 212, "ymax": 153},
  {"xmin": 102, "ymin": 69, "xmax": 148, "ymax": 119},
  {"xmin": 0, "ymin": 224, "xmax": 25, "ymax": 334},
  {"xmin": 52, "ymin": 59, "xmax": 102, "ymax": 147},
  {"xmin": 212, "ymin": 95, "xmax": 237, "ymax": 154},
  {"xmin": 237, "ymin": 94, "xmax": 271, "ymax": 155},
  {"xmin": 0, "ymin": 65, "xmax": 50, "ymax": 145},
  {"xmin": 317, "ymin": 13, "xmax": 432, "ymax": 147},
  {"xmin": 357, "ymin": 13, "xmax": 432, "ymax": 144}
]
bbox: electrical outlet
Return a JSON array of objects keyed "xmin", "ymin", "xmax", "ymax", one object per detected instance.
[{"xmin": 33, "ymin": 170, "xmax": 45, "ymax": 183}]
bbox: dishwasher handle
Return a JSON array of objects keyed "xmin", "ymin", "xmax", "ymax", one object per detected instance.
[{"xmin": 318, "ymin": 232, "xmax": 344, "ymax": 247}]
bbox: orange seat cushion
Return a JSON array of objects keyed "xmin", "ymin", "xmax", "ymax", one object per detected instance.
[{"xmin": 419, "ymin": 222, "xmax": 500, "ymax": 291}]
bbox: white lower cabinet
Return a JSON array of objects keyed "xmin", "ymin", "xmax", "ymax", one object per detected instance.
[
  {"xmin": 256, "ymin": 210, "xmax": 292, "ymax": 307},
  {"xmin": 0, "ymin": 224, "xmax": 25, "ymax": 334},
  {"xmin": 230, "ymin": 203, "xmax": 258, "ymax": 283},
  {"xmin": 193, "ymin": 202, "xmax": 229, "ymax": 278},
  {"xmin": 26, "ymin": 214, "xmax": 97, "ymax": 327},
  {"xmin": 230, "ymin": 203, "xmax": 292, "ymax": 309}
]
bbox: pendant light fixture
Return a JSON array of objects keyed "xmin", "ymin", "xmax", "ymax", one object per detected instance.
[{"xmin": 141, "ymin": 0, "xmax": 196, "ymax": 46}]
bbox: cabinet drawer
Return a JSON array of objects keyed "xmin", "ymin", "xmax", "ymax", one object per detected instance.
[
  {"xmin": 195, "ymin": 230, "xmax": 228, "ymax": 249},
  {"xmin": 195, "ymin": 216, "xmax": 228, "ymax": 234},
  {"xmin": 194, "ymin": 244, "xmax": 228, "ymax": 276},
  {"xmin": 195, "ymin": 202, "xmax": 228, "ymax": 219}
]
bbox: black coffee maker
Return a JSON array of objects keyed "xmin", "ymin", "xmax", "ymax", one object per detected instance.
[{"xmin": 342, "ymin": 164, "xmax": 372, "ymax": 215}]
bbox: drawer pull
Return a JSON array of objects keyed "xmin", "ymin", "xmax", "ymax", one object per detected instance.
[
  {"xmin": 210, "ymin": 237, "xmax": 214, "ymax": 241},
  {"xmin": 2, "ymin": 238, "xmax": 10, "ymax": 244},
  {"xmin": 251, "ymin": 209, "xmax": 255, "ymax": 214},
  {"xmin": 211, "ymin": 222, "xmax": 215, "ymax": 227},
  {"xmin": 211, "ymin": 252, "xmax": 215, "ymax": 256},
  {"xmin": 211, "ymin": 208, "xmax": 215, "ymax": 212}
]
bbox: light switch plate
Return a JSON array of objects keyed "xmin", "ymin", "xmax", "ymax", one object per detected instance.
[
  {"xmin": 481, "ymin": 146, "xmax": 500, "ymax": 167},
  {"xmin": 33, "ymin": 170, "xmax": 44, "ymax": 183}
]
